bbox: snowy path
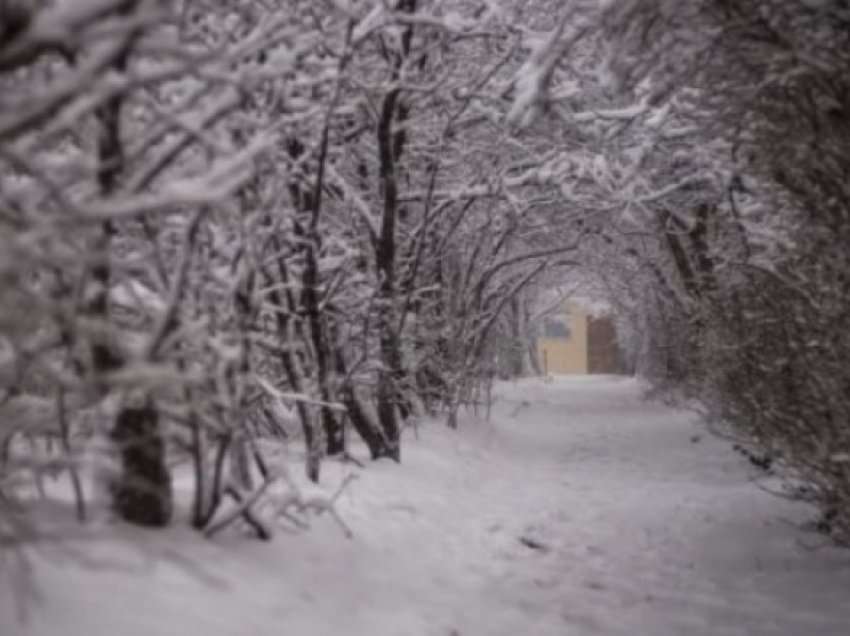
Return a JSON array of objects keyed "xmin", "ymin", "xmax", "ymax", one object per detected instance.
[{"xmin": 4, "ymin": 376, "xmax": 850, "ymax": 635}]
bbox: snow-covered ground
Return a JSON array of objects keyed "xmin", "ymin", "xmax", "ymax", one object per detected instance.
[{"xmin": 3, "ymin": 376, "xmax": 850, "ymax": 636}]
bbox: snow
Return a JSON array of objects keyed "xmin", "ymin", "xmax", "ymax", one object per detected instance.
[
  {"xmin": 506, "ymin": 19, "xmax": 572, "ymax": 129},
  {"xmin": 3, "ymin": 376, "xmax": 850, "ymax": 636}
]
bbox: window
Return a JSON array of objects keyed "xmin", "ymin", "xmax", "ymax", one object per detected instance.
[{"xmin": 543, "ymin": 316, "xmax": 570, "ymax": 339}]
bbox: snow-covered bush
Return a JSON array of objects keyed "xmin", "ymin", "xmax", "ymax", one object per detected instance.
[
  {"xmin": 600, "ymin": 0, "xmax": 850, "ymax": 543},
  {"xmin": 1, "ymin": 0, "xmax": 617, "ymax": 538}
]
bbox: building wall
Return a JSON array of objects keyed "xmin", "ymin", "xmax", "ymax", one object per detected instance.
[{"xmin": 537, "ymin": 302, "xmax": 588, "ymax": 374}]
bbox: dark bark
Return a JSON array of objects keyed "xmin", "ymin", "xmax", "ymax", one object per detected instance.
[
  {"xmin": 297, "ymin": 220, "xmax": 344, "ymax": 455},
  {"xmin": 330, "ymin": 331, "xmax": 391, "ymax": 459},
  {"xmin": 199, "ymin": 432, "xmax": 232, "ymax": 528},
  {"xmin": 189, "ymin": 409, "xmax": 206, "ymax": 529},
  {"xmin": 89, "ymin": 19, "xmax": 173, "ymax": 527},
  {"xmin": 372, "ymin": 0, "xmax": 418, "ymax": 461},
  {"xmin": 286, "ymin": 137, "xmax": 345, "ymax": 457},
  {"xmin": 661, "ymin": 205, "xmax": 717, "ymax": 301},
  {"xmin": 265, "ymin": 239, "xmax": 321, "ymax": 482},
  {"xmin": 110, "ymin": 404, "xmax": 172, "ymax": 527}
]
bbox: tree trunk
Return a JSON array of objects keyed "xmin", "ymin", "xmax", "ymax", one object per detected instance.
[
  {"xmin": 372, "ymin": 3, "xmax": 417, "ymax": 461},
  {"xmin": 110, "ymin": 404, "xmax": 172, "ymax": 527},
  {"xmin": 265, "ymin": 245, "xmax": 322, "ymax": 482},
  {"xmin": 285, "ymin": 136, "xmax": 345, "ymax": 457},
  {"xmin": 91, "ymin": 27, "xmax": 172, "ymax": 526},
  {"xmin": 332, "ymin": 342, "xmax": 391, "ymax": 459}
]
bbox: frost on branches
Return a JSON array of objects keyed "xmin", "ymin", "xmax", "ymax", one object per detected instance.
[{"xmin": 2, "ymin": 0, "xmax": 849, "ymax": 559}]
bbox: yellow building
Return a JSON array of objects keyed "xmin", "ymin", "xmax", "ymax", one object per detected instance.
[{"xmin": 537, "ymin": 302, "xmax": 624, "ymax": 375}]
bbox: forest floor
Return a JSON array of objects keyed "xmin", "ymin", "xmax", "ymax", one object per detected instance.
[{"xmin": 3, "ymin": 375, "xmax": 850, "ymax": 636}]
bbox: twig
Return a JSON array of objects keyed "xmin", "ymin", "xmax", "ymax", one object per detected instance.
[{"xmin": 204, "ymin": 478, "xmax": 275, "ymax": 540}]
